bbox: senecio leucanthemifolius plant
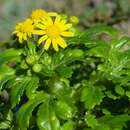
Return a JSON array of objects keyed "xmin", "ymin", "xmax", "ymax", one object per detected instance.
[{"xmin": 1, "ymin": 9, "xmax": 130, "ymax": 130}]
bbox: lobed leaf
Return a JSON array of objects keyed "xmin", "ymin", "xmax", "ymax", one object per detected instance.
[
  {"xmin": 17, "ymin": 92, "xmax": 49, "ymax": 130},
  {"xmin": 37, "ymin": 98, "xmax": 61, "ymax": 130}
]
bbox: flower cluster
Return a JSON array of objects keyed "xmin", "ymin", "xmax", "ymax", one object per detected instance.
[{"xmin": 13, "ymin": 9, "xmax": 78, "ymax": 51}]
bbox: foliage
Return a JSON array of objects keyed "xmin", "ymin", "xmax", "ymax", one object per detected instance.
[{"xmin": 1, "ymin": 9, "xmax": 130, "ymax": 130}]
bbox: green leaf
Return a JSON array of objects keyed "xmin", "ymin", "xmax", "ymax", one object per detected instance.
[
  {"xmin": 37, "ymin": 98, "xmax": 61, "ymax": 130},
  {"xmin": 0, "ymin": 121, "xmax": 11, "ymax": 129},
  {"xmin": 17, "ymin": 92, "xmax": 48, "ymax": 130},
  {"xmin": 0, "ymin": 48, "xmax": 21, "ymax": 64},
  {"xmin": 52, "ymin": 49, "xmax": 84, "ymax": 68},
  {"xmin": 112, "ymin": 37, "xmax": 130, "ymax": 49},
  {"xmin": 105, "ymin": 91, "xmax": 118, "ymax": 100},
  {"xmin": 98, "ymin": 114, "xmax": 130, "ymax": 129},
  {"xmin": 0, "ymin": 110, "xmax": 13, "ymax": 129},
  {"xmin": 85, "ymin": 25, "xmax": 118, "ymax": 36},
  {"xmin": 126, "ymin": 91, "xmax": 130, "ymax": 98},
  {"xmin": 81, "ymin": 84, "xmax": 104, "ymax": 109},
  {"xmin": 55, "ymin": 101, "xmax": 73, "ymax": 120},
  {"xmin": 0, "ymin": 75, "xmax": 14, "ymax": 93},
  {"xmin": 56, "ymin": 66, "xmax": 73, "ymax": 78},
  {"xmin": 69, "ymin": 25, "xmax": 118, "ymax": 45},
  {"xmin": 11, "ymin": 76, "xmax": 30, "ymax": 108},
  {"xmin": 96, "ymin": 124, "xmax": 110, "ymax": 130},
  {"xmin": 62, "ymin": 120, "xmax": 75, "ymax": 130},
  {"xmin": 48, "ymin": 77, "xmax": 74, "ymax": 106},
  {"xmin": 115, "ymin": 85, "xmax": 125, "ymax": 96},
  {"xmin": 85, "ymin": 113, "xmax": 99, "ymax": 128},
  {"xmin": 88, "ymin": 40, "xmax": 110, "ymax": 58},
  {"xmin": 25, "ymin": 77, "xmax": 39, "ymax": 99},
  {"xmin": 0, "ymin": 65, "xmax": 15, "ymax": 78}
]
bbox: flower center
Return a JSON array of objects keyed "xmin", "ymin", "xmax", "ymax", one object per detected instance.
[
  {"xmin": 20, "ymin": 24, "xmax": 33, "ymax": 33},
  {"xmin": 46, "ymin": 25, "xmax": 60, "ymax": 38}
]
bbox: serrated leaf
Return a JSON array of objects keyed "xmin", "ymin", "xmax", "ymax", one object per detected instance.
[
  {"xmin": 0, "ymin": 121, "xmax": 11, "ymax": 129},
  {"xmin": 17, "ymin": 92, "xmax": 48, "ymax": 130},
  {"xmin": 81, "ymin": 85, "xmax": 104, "ymax": 109},
  {"xmin": 37, "ymin": 98, "xmax": 61, "ymax": 130},
  {"xmin": 85, "ymin": 114, "xmax": 99, "ymax": 128}
]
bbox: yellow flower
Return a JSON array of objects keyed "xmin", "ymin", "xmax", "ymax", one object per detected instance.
[
  {"xmin": 13, "ymin": 19, "xmax": 34, "ymax": 43},
  {"xmin": 31, "ymin": 9, "xmax": 48, "ymax": 22},
  {"xmin": 34, "ymin": 15, "xmax": 74, "ymax": 51},
  {"xmin": 31, "ymin": 9, "xmax": 57, "ymax": 23}
]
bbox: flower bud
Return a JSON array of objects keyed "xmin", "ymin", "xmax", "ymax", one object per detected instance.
[
  {"xmin": 26, "ymin": 56, "xmax": 36, "ymax": 65},
  {"xmin": 70, "ymin": 16, "xmax": 79, "ymax": 24},
  {"xmin": 32, "ymin": 64, "xmax": 42, "ymax": 73},
  {"xmin": 20, "ymin": 60, "xmax": 28, "ymax": 69}
]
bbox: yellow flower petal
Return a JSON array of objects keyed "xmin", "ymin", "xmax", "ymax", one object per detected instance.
[
  {"xmin": 60, "ymin": 20, "xmax": 67, "ymax": 25},
  {"xmin": 55, "ymin": 15, "xmax": 61, "ymax": 24},
  {"xmin": 12, "ymin": 30, "xmax": 18, "ymax": 34},
  {"xmin": 34, "ymin": 13, "xmax": 75, "ymax": 51},
  {"xmin": 48, "ymin": 12, "xmax": 57, "ymax": 17},
  {"xmin": 23, "ymin": 33, "xmax": 27, "ymax": 40},
  {"xmin": 38, "ymin": 35, "xmax": 48, "ymax": 45},
  {"xmin": 17, "ymin": 32, "xmax": 22, "ymax": 37},
  {"xmin": 61, "ymin": 31, "xmax": 74, "ymax": 37},
  {"xmin": 41, "ymin": 17, "xmax": 53, "ymax": 26},
  {"xmin": 52, "ymin": 38, "xmax": 59, "ymax": 51},
  {"xmin": 61, "ymin": 23, "xmax": 72, "ymax": 31},
  {"xmin": 44, "ymin": 38, "xmax": 51, "ymax": 50},
  {"xmin": 33, "ymin": 30, "xmax": 45, "ymax": 35},
  {"xmin": 31, "ymin": 9, "xmax": 47, "ymax": 20},
  {"xmin": 13, "ymin": 19, "xmax": 34, "ymax": 43},
  {"xmin": 19, "ymin": 35, "xmax": 23, "ymax": 43},
  {"xmin": 57, "ymin": 37, "xmax": 67, "ymax": 48},
  {"xmin": 28, "ymin": 32, "xmax": 32, "ymax": 37},
  {"xmin": 35, "ymin": 24, "xmax": 46, "ymax": 29}
]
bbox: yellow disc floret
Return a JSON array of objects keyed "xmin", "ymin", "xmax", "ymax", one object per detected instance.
[
  {"xmin": 13, "ymin": 19, "xmax": 34, "ymax": 43},
  {"xmin": 34, "ymin": 15, "xmax": 74, "ymax": 51}
]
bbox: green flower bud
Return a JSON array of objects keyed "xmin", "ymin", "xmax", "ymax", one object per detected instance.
[
  {"xmin": 26, "ymin": 55, "xmax": 36, "ymax": 65},
  {"xmin": 70, "ymin": 16, "xmax": 79, "ymax": 24},
  {"xmin": 72, "ymin": 49, "xmax": 84, "ymax": 57},
  {"xmin": 20, "ymin": 60, "xmax": 28, "ymax": 69},
  {"xmin": 32, "ymin": 64, "xmax": 42, "ymax": 73}
]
